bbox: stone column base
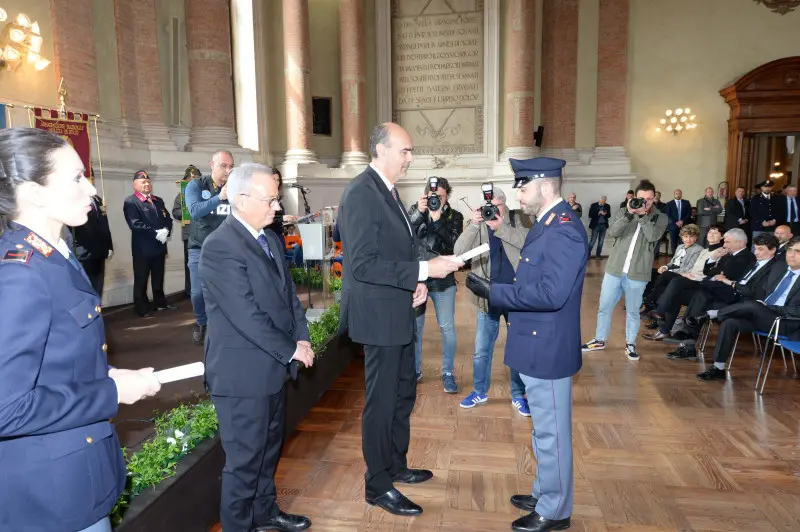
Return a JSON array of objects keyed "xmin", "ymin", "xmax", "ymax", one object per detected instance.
[
  {"xmin": 339, "ymin": 151, "xmax": 370, "ymax": 167},
  {"xmin": 539, "ymin": 148, "xmax": 580, "ymax": 163},
  {"xmin": 500, "ymin": 146, "xmax": 538, "ymax": 162},
  {"xmin": 141, "ymin": 123, "xmax": 178, "ymax": 151},
  {"xmin": 186, "ymin": 126, "xmax": 241, "ymax": 151},
  {"xmin": 284, "ymin": 148, "xmax": 319, "ymax": 165},
  {"xmin": 117, "ymin": 119, "xmax": 150, "ymax": 150},
  {"xmin": 591, "ymin": 146, "xmax": 629, "ymax": 163}
]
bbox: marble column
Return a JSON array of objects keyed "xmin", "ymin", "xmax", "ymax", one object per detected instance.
[
  {"xmin": 501, "ymin": 0, "xmax": 537, "ymax": 161},
  {"xmin": 185, "ymin": 0, "xmax": 239, "ymax": 150},
  {"xmin": 338, "ymin": 0, "xmax": 369, "ymax": 167},
  {"xmin": 540, "ymin": 0, "xmax": 579, "ymax": 160},
  {"xmin": 131, "ymin": 0, "xmax": 176, "ymax": 150},
  {"xmin": 283, "ymin": 0, "xmax": 317, "ymax": 164},
  {"xmin": 50, "ymin": 0, "xmax": 100, "ymax": 114},
  {"xmin": 113, "ymin": 0, "xmax": 148, "ymax": 149},
  {"xmin": 594, "ymin": 0, "xmax": 629, "ymax": 160}
]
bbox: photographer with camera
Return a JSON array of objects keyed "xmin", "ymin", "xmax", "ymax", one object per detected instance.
[
  {"xmin": 454, "ymin": 184, "xmax": 532, "ymax": 416},
  {"xmin": 582, "ymin": 179, "xmax": 668, "ymax": 361},
  {"xmin": 407, "ymin": 177, "xmax": 464, "ymax": 392}
]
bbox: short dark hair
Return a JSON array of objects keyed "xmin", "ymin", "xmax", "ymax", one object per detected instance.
[
  {"xmin": 0, "ymin": 128, "xmax": 68, "ymax": 235},
  {"xmin": 788, "ymin": 236, "xmax": 800, "ymax": 249},
  {"xmin": 753, "ymin": 233, "xmax": 779, "ymax": 250},
  {"xmin": 425, "ymin": 177, "xmax": 452, "ymax": 196},
  {"xmin": 635, "ymin": 180, "xmax": 656, "ymax": 194},
  {"xmin": 369, "ymin": 124, "xmax": 391, "ymax": 159}
]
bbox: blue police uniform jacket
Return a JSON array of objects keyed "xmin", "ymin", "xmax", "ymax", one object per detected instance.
[
  {"xmin": 490, "ymin": 200, "xmax": 588, "ymax": 380},
  {"xmin": 123, "ymin": 192, "xmax": 173, "ymax": 258},
  {"xmin": 0, "ymin": 224, "xmax": 125, "ymax": 532}
]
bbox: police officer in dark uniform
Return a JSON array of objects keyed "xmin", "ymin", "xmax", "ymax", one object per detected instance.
[
  {"xmin": 750, "ymin": 179, "xmax": 779, "ymax": 239},
  {"xmin": 123, "ymin": 170, "xmax": 176, "ymax": 317},
  {"xmin": 465, "ymin": 157, "xmax": 588, "ymax": 532},
  {"xmin": 185, "ymin": 150, "xmax": 233, "ymax": 343},
  {"xmin": 0, "ymin": 127, "xmax": 161, "ymax": 532},
  {"xmin": 70, "ymin": 167, "xmax": 114, "ymax": 296}
]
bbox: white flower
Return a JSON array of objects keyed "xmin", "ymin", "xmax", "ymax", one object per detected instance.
[
  {"xmin": 166, "ymin": 437, "xmax": 177, "ymax": 445},
  {"xmin": 182, "ymin": 443, "xmax": 188, "ymax": 452},
  {"xmin": 174, "ymin": 429, "xmax": 185, "ymax": 439}
]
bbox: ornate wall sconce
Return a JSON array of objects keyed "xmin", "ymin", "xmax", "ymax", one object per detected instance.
[
  {"xmin": 0, "ymin": 8, "xmax": 51, "ymax": 72},
  {"xmin": 656, "ymin": 108, "xmax": 697, "ymax": 135}
]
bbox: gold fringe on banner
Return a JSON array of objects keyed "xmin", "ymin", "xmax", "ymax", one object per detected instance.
[{"xmin": 91, "ymin": 116, "xmax": 106, "ymax": 206}]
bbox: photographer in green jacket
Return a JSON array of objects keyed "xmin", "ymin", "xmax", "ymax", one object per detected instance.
[{"xmin": 581, "ymin": 179, "xmax": 668, "ymax": 361}]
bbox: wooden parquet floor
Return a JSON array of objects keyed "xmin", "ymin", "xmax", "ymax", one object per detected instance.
[{"xmin": 211, "ymin": 261, "xmax": 800, "ymax": 532}]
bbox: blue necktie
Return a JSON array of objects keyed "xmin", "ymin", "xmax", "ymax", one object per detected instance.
[
  {"xmin": 256, "ymin": 234, "xmax": 275, "ymax": 260},
  {"xmin": 765, "ymin": 270, "xmax": 796, "ymax": 306}
]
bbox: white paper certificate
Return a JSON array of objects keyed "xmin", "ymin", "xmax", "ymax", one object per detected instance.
[
  {"xmin": 450, "ymin": 243, "xmax": 490, "ymax": 263},
  {"xmin": 154, "ymin": 362, "xmax": 205, "ymax": 384}
]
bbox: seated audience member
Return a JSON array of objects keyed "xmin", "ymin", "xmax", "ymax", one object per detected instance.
[
  {"xmin": 774, "ymin": 224, "xmax": 792, "ymax": 260},
  {"xmin": 642, "ymin": 228, "xmax": 754, "ymax": 341},
  {"xmin": 664, "ymin": 233, "xmax": 780, "ymax": 347},
  {"xmin": 693, "ymin": 236, "xmax": 800, "ymax": 380},
  {"xmin": 641, "ymin": 224, "xmax": 703, "ymax": 313}
]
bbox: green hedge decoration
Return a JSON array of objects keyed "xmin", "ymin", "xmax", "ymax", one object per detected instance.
[{"xmin": 110, "ymin": 303, "xmax": 340, "ymax": 526}]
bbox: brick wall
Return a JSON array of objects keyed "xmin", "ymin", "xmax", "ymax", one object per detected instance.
[
  {"xmin": 540, "ymin": 0, "xmax": 579, "ymax": 149},
  {"xmin": 49, "ymin": 0, "xmax": 100, "ymax": 114},
  {"xmin": 595, "ymin": 0, "xmax": 629, "ymax": 148}
]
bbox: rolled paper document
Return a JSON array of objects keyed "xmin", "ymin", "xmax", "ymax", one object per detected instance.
[
  {"xmin": 154, "ymin": 362, "xmax": 205, "ymax": 384},
  {"xmin": 449, "ymin": 243, "xmax": 490, "ymax": 263}
]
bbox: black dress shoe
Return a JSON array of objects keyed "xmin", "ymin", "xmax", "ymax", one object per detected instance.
[
  {"xmin": 512, "ymin": 512, "xmax": 571, "ymax": 532},
  {"xmin": 392, "ymin": 468, "xmax": 433, "ymax": 484},
  {"xmin": 366, "ymin": 488, "xmax": 422, "ymax": 516},
  {"xmin": 156, "ymin": 304, "xmax": 178, "ymax": 311},
  {"xmin": 510, "ymin": 494, "xmax": 538, "ymax": 511},
  {"xmin": 255, "ymin": 511, "xmax": 311, "ymax": 531}
]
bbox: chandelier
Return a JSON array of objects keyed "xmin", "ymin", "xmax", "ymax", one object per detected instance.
[
  {"xmin": 752, "ymin": 0, "xmax": 800, "ymax": 15},
  {"xmin": 656, "ymin": 108, "xmax": 697, "ymax": 136},
  {"xmin": 0, "ymin": 8, "xmax": 51, "ymax": 72}
]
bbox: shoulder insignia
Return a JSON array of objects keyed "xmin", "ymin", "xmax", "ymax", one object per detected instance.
[
  {"xmin": 559, "ymin": 212, "xmax": 572, "ymax": 224},
  {"xmin": 544, "ymin": 212, "xmax": 556, "ymax": 226},
  {"xmin": 2, "ymin": 248, "xmax": 32, "ymax": 265},
  {"xmin": 24, "ymin": 232, "xmax": 54, "ymax": 257}
]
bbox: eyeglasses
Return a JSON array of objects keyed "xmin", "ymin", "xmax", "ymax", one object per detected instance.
[{"xmin": 242, "ymin": 194, "xmax": 280, "ymax": 208}]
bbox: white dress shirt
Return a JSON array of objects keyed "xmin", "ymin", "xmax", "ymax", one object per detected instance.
[
  {"xmin": 369, "ymin": 163, "xmax": 428, "ymax": 281},
  {"xmin": 232, "ymin": 211, "xmax": 265, "ymax": 240}
]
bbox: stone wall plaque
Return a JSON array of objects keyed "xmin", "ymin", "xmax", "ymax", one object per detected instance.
[{"xmin": 391, "ymin": 0, "xmax": 485, "ymax": 156}]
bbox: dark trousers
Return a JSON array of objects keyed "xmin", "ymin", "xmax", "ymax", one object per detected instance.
[
  {"xmin": 668, "ymin": 227, "xmax": 681, "ymax": 254},
  {"xmin": 212, "ymin": 392, "xmax": 284, "ymax": 532},
  {"xmin": 132, "ymin": 252, "xmax": 167, "ymax": 316},
  {"xmin": 80, "ymin": 257, "xmax": 106, "ymax": 296},
  {"xmin": 362, "ymin": 341, "xmax": 416, "ymax": 497},
  {"xmin": 713, "ymin": 300, "xmax": 781, "ymax": 364},
  {"xmin": 182, "ymin": 239, "xmax": 191, "ymax": 296},
  {"xmin": 657, "ymin": 275, "xmax": 699, "ymax": 333},
  {"xmin": 644, "ymin": 270, "xmax": 678, "ymax": 306},
  {"xmin": 588, "ymin": 227, "xmax": 606, "ymax": 257}
]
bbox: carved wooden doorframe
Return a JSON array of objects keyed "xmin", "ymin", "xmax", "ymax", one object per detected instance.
[{"xmin": 720, "ymin": 56, "xmax": 800, "ymax": 197}]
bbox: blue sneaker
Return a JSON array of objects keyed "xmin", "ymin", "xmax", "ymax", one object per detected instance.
[
  {"xmin": 442, "ymin": 373, "xmax": 458, "ymax": 394},
  {"xmin": 511, "ymin": 397, "xmax": 531, "ymax": 417},
  {"xmin": 459, "ymin": 391, "xmax": 488, "ymax": 409}
]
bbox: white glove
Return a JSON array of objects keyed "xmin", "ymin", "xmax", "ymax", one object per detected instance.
[
  {"xmin": 107, "ymin": 250, "xmax": 114, "ymax": 260},
  {"xmin": 155, "ymin": 228, "xmax": 169, "ymax": 243}
]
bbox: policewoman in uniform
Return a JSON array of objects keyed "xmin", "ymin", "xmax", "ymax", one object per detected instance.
[
  {"xmin": 465, "ymin": 157, "xmax": 588, "ymax": 532},
  {"xmin": 0, "ymin": 128, "xmax": 161, "ymax": 532}
]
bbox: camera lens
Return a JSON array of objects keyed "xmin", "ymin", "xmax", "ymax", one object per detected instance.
[
  {"xmin": 428, "ymin": 194, "xmax": 442, "ymax": 211},
  {"xmin": 481, "ymin": 203, "xmax": 499, "ymax": 221},
  {"xmin": 629, "ymin": 197, "xmax": 644, "ymax": 210}
]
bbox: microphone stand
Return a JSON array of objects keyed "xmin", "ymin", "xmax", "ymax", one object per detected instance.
[{"xmin": 299, "ymin": 187, "xmax": 311, "ymax": 215}]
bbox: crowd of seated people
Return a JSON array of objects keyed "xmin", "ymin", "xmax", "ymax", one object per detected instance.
[{"xmin": 637, "ymin": 220, "xmax": 800, "ymax": 380}]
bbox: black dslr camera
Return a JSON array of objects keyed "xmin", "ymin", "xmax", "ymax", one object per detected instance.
[
  {"xmin": 628, "ymin": 197, "xmax": 645, "ymax": 210},
  {"xmin": 481, "ymin": 183, "xmax": 500, "ymax": 221},
  {"xmin": 427, "ymin": 177, "xmax": 442, "ymax": 211}
]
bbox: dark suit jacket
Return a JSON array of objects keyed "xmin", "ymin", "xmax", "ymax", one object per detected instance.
[
  {"xmin": 750, "ymin": 193, "xmax": 779, "ymax": 231},
  {"xmin": 775, "ymin": 194, "xmax": 800, "ymax": 226},
  {"xmin": 588, "ymin": 202, "xmax": 611, "ymax": 229},
  {"xmin": 724, "ymin": 197, "xmax": 750, "ymax": 230},
  {"xmin": 707, "ymin": 248, "xmax": 756, "ymax": 281},
  {"xmin": 71, "ymin": 195, "xmax": 113, "ymax": 261},
  {"xmin": 123, "ymin": 193, "xmax": 173, "ymax": 258},
  {"xmin": 0, "ymin": 224, "xmax": 125, "ymax": 532},
  {"xmin": 701, "ymin": 257, "xmax": 776, "ymax": 304},
  {"xmin": 200, "ymin": 216, "xmax": 310, "ymax": 396},
  {"xmin": 732, "ymin": 264, "xmax": 800, "ymax": 337},
  {"xmin": 338, "ymin": 167, "xmax": 420, "ymax": 347},
  {"xmin": 666, "ymin": 199, "xmax": 692, "ymax": 229}
]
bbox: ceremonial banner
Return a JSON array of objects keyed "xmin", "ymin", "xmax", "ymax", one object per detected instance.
[
  {"xmin": 180, "ymin": 180, "xmax": 191, "ymax": 226},
  {"xmin": 0, "ymin": 104, "xmax": 6, "ymax": 129},
  {"xmin": 33, "ymin": 108, "xmax": 91, "ymax": 175}
]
